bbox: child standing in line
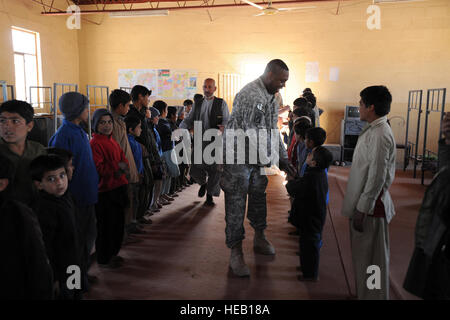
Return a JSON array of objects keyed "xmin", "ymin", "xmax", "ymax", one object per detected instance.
[
  {"xmin": 48, "ymin": 92, "xmax": 98, "ymax": 292},
  {"xmin": 287, "ymin": 118, "xmax": 312, "ymax": 233},
  {"xmin": 109, "ymin": 89, "xmax": 143, "ymax": 243},
  {"xmin": 148, "ymin": 107, "xmax": 165, "ymax": 210},
  {"xmin": 46, "ymin": 147, "xmax": 75, "ymax": 181},
  {"xmin": 30, "ymin": 154, "xmax": 81, "ymax": 299},
  {"xmin": 286, "ymin": 146, "xmax": 333, "ymax": 282},
  {"xmin": 0, "ymin": 154, "xmax": 53, "ymax": 300},
  {"xmin": 125, "ymin": 115, "xmax": 152, "ymax": 226},
  {"xmin": 90, "ymin": 109, "xmax": 129, "ymax": 269}
]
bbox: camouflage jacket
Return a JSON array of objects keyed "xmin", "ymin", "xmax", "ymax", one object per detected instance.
[{"xmin": 223, "ymin": 77, "xmax": 288, "ymax": 166}]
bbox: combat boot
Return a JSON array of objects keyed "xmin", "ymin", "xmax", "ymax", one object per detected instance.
[
  {"xmin": 253, "ymin": 229, "xmax": 275, "ymax": 255},
  {"xmin": 229, "ymin": 242, "xmax": 250, "ymax": 277}
]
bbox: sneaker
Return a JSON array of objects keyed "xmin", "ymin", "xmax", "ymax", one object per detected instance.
[
  {"xmin": 198, "ymin": 184, "xmax": 207, "ymax": 198},
  {"xmin": 162, "ymin": 194, "xmax": 174, "ymax": 201},
  {"xmin": 170, "ymin": 193, "xmax": 179, "ymax": 198},
  {"xmin": 159, "ymin": 198, "xmax": 171, "ymax": 205}
]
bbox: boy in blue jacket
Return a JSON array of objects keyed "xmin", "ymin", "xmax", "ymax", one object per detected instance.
[
  {"xmin": 125, "ymin": 115, "xmax": 149, "ymax": 226},
  {"xmin": 48, "ymin": 92, "xmax": 99, "ymax": 292},
  {"xmin": 286, "ymin": 146, "xmax": 333, "ymax": 282}
]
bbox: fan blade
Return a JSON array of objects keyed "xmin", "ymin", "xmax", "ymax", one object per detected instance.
[
  {"xmin": 242, "ymin": 0, "xmax": 264, "ymax": 10},
  {"xmin": 278, "ymin": 6, "xmax": 316, "ymax": 11}
]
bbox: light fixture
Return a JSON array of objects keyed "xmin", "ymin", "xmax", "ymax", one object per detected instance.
[
  {"xmin": 373, "ymin": 0, "xmax": 426, "ymax": 3},
  {"xmin": 109, "ymin": 9, "xmax": 169, "ymax": 18}
]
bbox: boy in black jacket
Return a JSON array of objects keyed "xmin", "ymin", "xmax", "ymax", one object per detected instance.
[
  {"xmin": 30, "ymin": 154, "xmax": 81, "ymax": 299},
  {"xmin": 286, "ymin": 146, "xmax": 333, "ymax": 282},
  {"xmin": 0, "ymin": 154, "xmax": 53, "ymax": 299}
]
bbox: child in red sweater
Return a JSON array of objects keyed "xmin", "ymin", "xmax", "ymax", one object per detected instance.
[{"xmin": 90, "ymin": 109, "xmax": 129, "ymax": 269}]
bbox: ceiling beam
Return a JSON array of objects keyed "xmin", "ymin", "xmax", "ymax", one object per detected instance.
[{"xmin": 40, "ymin": 0, "xmax": 350, "ymax": 15}]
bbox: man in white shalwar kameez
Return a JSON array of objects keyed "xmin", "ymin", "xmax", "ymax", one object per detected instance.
[{"xmin": 341, "ymin": 85, "xmax": 396, "ymax": 300}]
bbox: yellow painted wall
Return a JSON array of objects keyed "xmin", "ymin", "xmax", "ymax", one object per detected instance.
[
  {"xmin": 1, "ymin": 0, "xmax": 449, "ymax": 148},
  {"xmin": 0, "ymin": 0, "xmax": 79, "ymax": 110},
  {"xmin": 77, "ymin": 0, "xmax": 450, "ymax": 147}
]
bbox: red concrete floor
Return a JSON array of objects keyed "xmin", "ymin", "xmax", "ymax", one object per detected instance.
[{"xmin": 85, "ymin": 166, "xmax": 427, "ymax": 300}]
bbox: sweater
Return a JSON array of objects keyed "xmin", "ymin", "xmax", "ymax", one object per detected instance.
[
  {"xmin": 112, "ymin": 112, "xmax": 139, "ymax": 183},
  {"xmin": 0, "ymin": 138, "xmax": 46, "ymax": 206},
  {"xmin": 49, "ymin": 119, "xmax": 99, "ymax": 207},
  {"xmin": 157, "ymin": 117, "xmax": 174, "ymax": 152},
  {"xmin": 127, "ymin": 105, "xmax": 161, "ymax": 165},
  {"xmin": 90, "ymin": 133, "xmax": 129, "ymax": 192},
  {"xmin": 33, "ymin": 190, "xmax": 80, "ymax": 299},
  {"xmin": 127, "ymin": 134, "xmax": 144, "ymax": 175},
  {"xmin": 286, "ymin": 167, "xmax": 329, "ymax": 234}
]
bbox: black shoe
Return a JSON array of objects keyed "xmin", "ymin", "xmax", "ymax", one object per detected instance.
[
  {"xmin": 98, "ymin": 259, "xmax": 121, "ymax": 269},
  {"xmin": 297, "ymin": 275, "xmax": 318, "ymax": 282},
  {"xmin": 138, "ymin": 217, "xmax": 152, "ymax": 225},
  {"xmin": 204, "ymin": 194, "xmax": 215, "ymax": 206},
  {"xmin": 129, "ymin": 226, "xmax": 146, "ymax": 234},
  {"xmin": 288, "ymin": 230, "xmax": 300, "ymax": 236},
  {"xmin": 198, "ymin": 184, "xmax": 207, "ymax": 198},
  {"xmin": 111, "ymin": 256, "xmax": 125, "ymax": 266},
  {"xmin": 87, "ymin": 274, "xmax": 98, "ymax": 284}
]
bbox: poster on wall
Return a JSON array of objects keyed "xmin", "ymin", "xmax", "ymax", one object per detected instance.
[
  {"xmin": 305, "ymin": 62, "xmax": 319, "ymax": 83},
  {"xmin": 118, "ymin": 69, "xmax": 197, "ymax": 99},
  {"xmin": 329, "ymin": 67, "xmax": 340, "ymax": 82}
]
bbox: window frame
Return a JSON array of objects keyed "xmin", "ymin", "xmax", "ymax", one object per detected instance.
[{"xmin": 11, "ymin": 26, "xmax": 44, "ymax": 111}]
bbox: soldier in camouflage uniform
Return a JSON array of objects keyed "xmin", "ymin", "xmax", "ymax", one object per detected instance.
[{"xmin": 221, "ymin": 59, "xmax": 296, "ymax": 277}]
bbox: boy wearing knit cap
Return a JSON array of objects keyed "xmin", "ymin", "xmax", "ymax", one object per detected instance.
[
  {"xmin": 90, "ymin": 108, "xmax": 130, "ymax": 269},
  {"xmin": 48, "ymin": 91, "xmax": 99, "ymax": 292}
]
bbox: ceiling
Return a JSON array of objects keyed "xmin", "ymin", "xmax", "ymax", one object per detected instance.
[{"xmin": 33, "ymin": 0, "xmax": 347, "ymax": 15}]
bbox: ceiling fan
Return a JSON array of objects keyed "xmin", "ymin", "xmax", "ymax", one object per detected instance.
[{"xmin": 241, "ymin": 0, "xmax": 316, "ymax": 16}]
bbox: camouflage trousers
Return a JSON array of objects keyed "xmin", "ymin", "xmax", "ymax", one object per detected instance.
[
  {"xmin": 220, "ymin": 164, "xmax": 269, "ymax": 248},
  {"xmin": 190, "ymin": 163, "xmax": 222, "ymax": 197}
]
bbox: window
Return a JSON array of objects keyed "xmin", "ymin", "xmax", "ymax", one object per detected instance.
[{"xmin": 11, "ymin": 27, "xmax": 43, "ymax": 107}]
